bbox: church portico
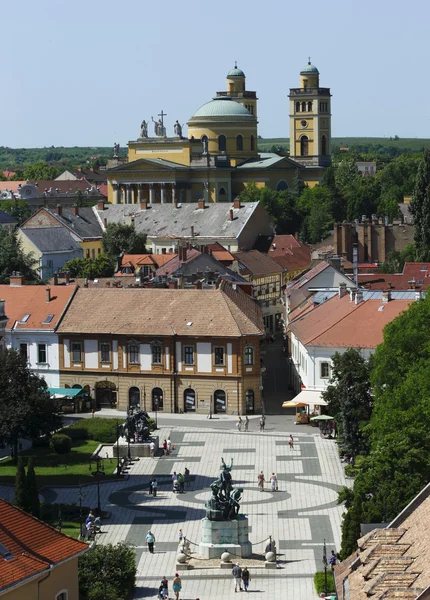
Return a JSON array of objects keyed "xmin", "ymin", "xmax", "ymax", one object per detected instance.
[{"xmin": 111, "ymin": 181, "xmax": 191, "ymax": 205}]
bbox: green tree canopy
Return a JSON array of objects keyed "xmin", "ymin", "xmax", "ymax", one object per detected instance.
[
  {"xmin": 13, "ymin": 457, "xmax": 29, "ymax": 512},
  {"xmin": 102, "ymin": 223, "xmax": 147, "ymax": 259},
  {"xmin": 63, "ymin": 255, "xmax": 115, "ymax": 279},
  {"xmin": 79, "ymin": 542, "xmax": 136, "ymax": 600},
  {"xmin": 26, "ymin": 457, "xmax": 40, "ymax": 518},
  {"xmin": 0, "ymin": 200, "xmax": 31, "ymax": 225},
  {"xmin": 0, "ymin": 230, "xmax": 39, "ymax": 283},
  {"xmin": 410, "ymin": 148, "xmax": 430, "ymax": 260},
  {"xmin": 23, "ymin": 162, "xmax": 61, "ymax": 180}
]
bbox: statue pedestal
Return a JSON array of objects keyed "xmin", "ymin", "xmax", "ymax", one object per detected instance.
[
  {"xmin": 199, "ymin": 515, "xmax": 252, "ymax": 559},
  {"xmin": 113, "ymin": 436, "xmax": 158, "ymax": 459}
]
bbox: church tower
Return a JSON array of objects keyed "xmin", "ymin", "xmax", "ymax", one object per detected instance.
[
  {"xmin": 216, "ymin": 63, "xmax": 258, "ymax": 118},
  {"xmin": 289, "ymin": 60, "xmax": 331, "ymax": 167}
]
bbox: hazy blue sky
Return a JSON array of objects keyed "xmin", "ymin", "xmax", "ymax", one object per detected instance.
[{"xmin": 2, "ymin": 0, "xmax": 428, "ymax": 147}]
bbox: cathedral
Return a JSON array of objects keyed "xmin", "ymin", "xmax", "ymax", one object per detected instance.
[{"xmin": 106, "ymin": 62, "xmax": 332, "ymax": 204}]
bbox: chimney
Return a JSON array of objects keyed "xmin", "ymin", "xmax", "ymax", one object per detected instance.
[
  {"xmin": 182, "ymin": 247, "xmax": 187, "ymax": 262},
  {"xmin": 349, "ymin": 289, "xmax": 356, "ymax": 302},
  {"xmin": 415, "ymin": 290, "xmax": 423, "ymax": 301},
  {"xmin": 162, "ymin": 247, "xmax": 166, "ymax": 254},
  {"xmin": 229, "ymin": 209, "xmax": 234, "ymax": 221},
  {"xmin": 381, "ymin": 290, "xmax": 392, "ymax": 303},
  {"xmin": 195, "ymin": 280, "xmax": 203, "ymax": 289},
  {"xmin": 97, "ymin": 200, "xmax": 105, "ymax": 210},
  {"xmin": 338, "ymin": 282, "xmax": 347, "ymax": 299},
  {"xmin": 294, "ymin": 232, "xmax": 299, "ymax": 241},
  {"xmin": 46, "ymin": 287, "xmax": 51, "ymax": 303},
  {"xmin": 73, "ymin": 205, "xmax": 79, "ymax": 216},
  {"xmin": 104, "ymin": 218, "xmax": 108, "ymax": 229},
  {"xmin": 355, "ymin": 289, "xmax": 364, "ymax": 305},
  {"xmin": 53, "ymin": 273, "xmax": 58, "ymax": 286},
  {"xmin": 190, "ymin": 225, "xmax": 195, "ymax": 237},
  {"xmin": 140, "ymin": 201, "xmax": 148, "ymax": 210},
  {"xmin": 352, "ymin": 243, "xmax": 358, "ymax": 286},
  {"xmin": 65, "ymin": 271, "xmax": 70, "ymax": 283},
  {"xmin": 233, "ymin": 198, "xmax": 241, "ymax": 209},
  {"xmin": 10, "ymin": 272, "xmax": 24, "ymax": 287},
  {"xmin": 55, "ymin": 204, "xmax": 62, "ymax": 216},
  {"xmin": 198, "ymin": 200, "xmax": 205, "ymax": 209}
]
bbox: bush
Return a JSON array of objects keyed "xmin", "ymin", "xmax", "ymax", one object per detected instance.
[
  {"xmin": 59, "ymin": 426, "xmax": 89, "ymax": 441},
  {"xmin": 50, "ymin": 434, "xmax": 72, "ymax": 454},
  {"xmin": 79, "ymin": 542, "xmax": 136, "ymax": 600},
  {"xmin": 314, "ymin": 571, "xmax": 336, "ymax": 595},
  {"xmin": 32, "ymin": 435, "xmax": 50, "ymax": 448},
  {"xmin": 345, "ymin": 465, "xmax": 359, "ymax": 477},
  {"xmin": 147, "ymin": 418, "xmax": 156, "ymax": 432},
  {"xmin": 62, "ymin": 418, "xmax": 116, "ymax": 443}
]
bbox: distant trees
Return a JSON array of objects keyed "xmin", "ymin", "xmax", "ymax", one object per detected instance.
[
  {"xmin": 23, "ymin": 161, "xmax": 61, "ymax": 180},
  {"xmin": 0, "ymin": 199, "xmax": 31, "ymax": 224},
  {"xmin": 63, "ymin": 255, "xmax": 115, "ymax": 279},
  {"xmin": 410, "ymin": 148, "xmax": 430, "ymax": 260},
  {"xmin": 102, "ymin": 223, "xmax": 148, "ymax": 259}
]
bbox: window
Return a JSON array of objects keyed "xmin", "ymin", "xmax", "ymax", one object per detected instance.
[
  {"xmin": 20, "ymin": 314, "xmax": 30, "ymax": 323},
  {"xmin": 184, "ymin": 346, "xmax": 194, "ymax": 365},
  {"xmin": 301, "ymin": 101, "xmax": 306, "ymax": 112},
  {"xmin": 236, "ymin": 134, "xmax": 243, "ymax": 151},
  {"xmin": 19, "ymin": 343, "xmax": 27, "ymax": 360},
  {"xmin": 71, "ymin": 342, "xmax": 82, "ymax": 362},
  {"xmin": 244, "ymin": 345, "xmax": 254, "ymax": 365},
  {"xmin": 300, "ymin": 135, "xmax": 309, "ymax": 156},
  {"xmin": 320, "ymin": 362, "xmax": 331, "ymax": 379},
  {"xmin": 276, "ymin": 180, "xmax": 289, "ymax": 191},
  {"xmin": 91, "ymin": 249, "xmax": 95, "ymax": 260},
  {"xmin": 38, "ymin": 344, "xmax": 47, "ymax": 363},
  {"xmin": 100, "ymin": 343, "xmax": 110, "ymax": 363},
  {"xmin": 152, "ymin": 387, "xmax": 163, "ymax": 411},
  {"xmin": 214, "ymin": 347, "xmax": 225, "ymax": 366},
  {"xmin": 184, "ymin": 388, "xmax": 196, "ymax": 412},
  {"xmin": 295, "ymin": 101, "xmax": 300, "ymax": 113},
  {"xmin": 86, "ymin": 249, "xmax": 90, "ymax": 258},
  {"xmin": 129, "ymin": 344, "xmax": 139, "ymax": 364},
  {"xmin": 47, "ymin": 259, "xmax": 54, "ymax": 270},
  {"xmin": 43, "ymin": 314, "xmax": 54, "ymax": 324},
  {"xmin": 129, "ymin": 386, "xmax": 140, "ymax": 408},
  {"xmin": 56, "ymin": 592, "xmax": 68, "ymax": 600},
  {"xmin": 152, "ymin": 344, "xmax": 162, "ymax": 364},
  {"xmin": 250, "ymin": 135, "xmax": 255, "ymax": 151},
  {"xmin": 218, "ymin": 134, "xmax": 226, "ymax": 152},
  {"xmin": 307, "ymin": 101, "xmax": 312, "ymax": 112},
  {"xmin": 321, "ymin": 135, "xmax": 327, "ymax": 156}
]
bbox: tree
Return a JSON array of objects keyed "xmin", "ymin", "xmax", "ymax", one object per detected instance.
[
  {"xmin": 13, "ymin": 457, "xmax": 29, "ymax": 512},
  {"xmin": 0, "ymin": 349, "xmax": 62, "ymax": 457},
  {"xmin": 410, "ymin": 148, "xmax": 430, "ymax": 260},
  {"xmin": 322, "ymin": 349, "xmax": 372, "ymax": 457},
  {"xmin": 79, "ymin": 542, "xmax": 136, "ymax": 600},
  {"xmin": 0, "ymin": 229, "xmax": 40, "ymax": 283},
  {"xmin": 0, "ymin": 199, "xmax": 31, "ymax": 225},
  {"xmin": 340, "ymin": 492, "xmax": 363, "ymax": 559},
  {"xmin": 26, "ymin": 457, "xmax": 40, "ymax": 518},
  {"xmin": 297, "ymin": 186, "xmax": 334, "ymax": 243},
  {"xmin": 102, "ymin": 223, "xmax": 147, "ymax": 259},
  {"xmin": 63, "ymin": 255, "xmax": 115, "ymax": 279},
  {"xmin": 379, "ymin": 243, "xmax": 417, "ymax": 273},
  {"xmin": 23, "ymin": 162, "xmax": 61, "ymax": 181}
]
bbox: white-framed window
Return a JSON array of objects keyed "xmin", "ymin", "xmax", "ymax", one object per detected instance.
[
  {"xmin": 100, "ymin": 343, "xmax": 111, "ymax": 363},
  {"xmin": 56, "ymin": 591, "xmax": 68, "ymax": 600},
  {"xmin": 214, "ymin": 347, "xmax": 225, "ymax": 366},
  {"xmin": 37, "ymin": 343, "xmax": 47, "ymax": 364},
  {"xmin": 128, "ymin": 343, "xmax": 139, "ymax": 364},
  {"xmin": 152, "ymin": 344, "xmax": 162, "ymax": 365},
  {"xmin": 71, "ymin": 341, "xmax": 82, "ymax": 362},
  {"xmin": 244, "ymin": 345, "xmax": 254, "ymax": 365},
  {"xmin": 320, "ymin": 362, "xmax": 331, "ymax": 379}
]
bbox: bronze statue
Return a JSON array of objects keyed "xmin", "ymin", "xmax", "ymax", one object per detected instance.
[{"xmin": 205, "ymin": 457, "xmax": 243, "ymax": 520}]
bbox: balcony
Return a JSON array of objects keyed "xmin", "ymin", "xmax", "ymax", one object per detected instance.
[
  {"xmin": 216, "ymin": 91, "xmax": 257, "ymax": 99},
  {"xmin": 289, "ymin": 87, "xmax": 331, "ymax": 96}
]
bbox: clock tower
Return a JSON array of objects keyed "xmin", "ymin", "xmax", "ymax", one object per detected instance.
[{"xmin": 289, "ymin": 60, "xmax": 332, "ymax": 167}]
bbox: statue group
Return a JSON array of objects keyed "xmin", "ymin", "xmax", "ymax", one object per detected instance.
[
  {"xmin": 205, "ymin": 458, "xmax": 243, "ymax": 521},
  {"xmin": 118, "ymin": 410, "xmax": 151, "ymax": 443},
  {"xmin": 140, "ymin": 116, "xmax": 183, "ymax": 138}
]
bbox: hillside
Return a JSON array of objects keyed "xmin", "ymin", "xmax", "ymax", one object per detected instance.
[{"xmin": 257, "ymin": 137, "xmax": 430, "ymax": 154}]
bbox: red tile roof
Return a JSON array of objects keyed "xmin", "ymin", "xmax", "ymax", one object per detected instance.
[
  {"xmin": 289, "ymin": 293, "xmax": 413, "ymax": 348},
  {"xmin": 156, "ymin": 248, "xmax": 201, "ymax": 276},
  {"xmin": 233, "ymin": 250, "xmax": 283, "ymax": 278},
  {"xmin": 358, "ymin": 263, "xmax": 430, "ymax": 291},
  {"xmin": 206, "ymin": 242, "xmax": 235, "ymax": 263},
  {"xmin": 115, "ymin": 252, "xmax": 177, "ymax": 276},
  {"xmin": 0, "ymin": 500, "xmax": 88, "ymax": 593},
  {"xmin": 266, "ymin": 235, "xmax": 311, "ymax": 273},
  {"xmin": 289, "ymin": 260, "xmax": 330, "ymax": 291}
]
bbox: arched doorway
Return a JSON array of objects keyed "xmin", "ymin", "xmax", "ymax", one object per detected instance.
[
  {"xmin": 236, "ymin": 134, "xmax": 243, "ymax": 151},
  {"xmin": 184, "ymin": 388, "xmax": 196, "ymax": 412},
  {"xmin": 129, "ymin": 387, "xmax": 140, "ymax": 410},
  {"xmin": 214, "ymin": 389, "xmax": 226, "ymax": 414},
  {"xmin": 245, "ymin": 390, "xmax": 255, "ymax": 414},
  {"xmin": 300, "ymin": 136, "xmax": 309, "ymax": 156},
  {"xmin": 95, "ymin": 381, "xmax": 117, "ymax": 409},
  {"xmin": 152, "ymin": 387, "xmax": 163, "ymax": 411}
]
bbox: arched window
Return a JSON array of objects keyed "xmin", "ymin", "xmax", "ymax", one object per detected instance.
[
  {"xmin": 307, "ymin": 101, "xmax": 312, "ymax": 112},
  {"xmin": 300, "ymin": 135, "xmax": 309, "ymax": 157},
  {"xmin": 301, "ymin": 101, "xmax": 306, "ymax": 112},
  {"xmin": 201, "ymin": 134, "xmax": 208, "ymax": 143},
  {"xmin": 321, "ymin": 135, "xmax": 327, "ymax": 156},
  {"xmin": 214, "ymin": 389, "xmax": 226, "ymax": 413},
  {"xmin": 152, "ymin": 387, "xmax": 163, "ymax": 411},
  {"xmin": 245, "ymin": 390, "xmax": 255, "ymax": 414},
  {"xmin": 295, "ymin": 101, "xmax": 300, "ymax": 113},
  {"xmin": 218, "ymin": 135, "xmax": 226, "ymax": 152},
  {"xmin": 218, "ymin": 187, "xmax": 227, "ymax": 202},
  {"xmin": 184, "ymin": 388, "xmax": 196, "ymax": 412},
  {"xmin": 129, "ymin": 386, "xmax": 140, "ymax": 408},
  {"xmin": 276, "ymin": 180, "xmax": 289, "ymax": 192},
  {"xmin": 236, "ymin": 134, "xmax": 243, "ymax": 151},
  {"xmin": 250, "ymin": 135, "xmax": 255, "ymax": 151},
  {"xmin": 244, "ymin": 345, "xmax": 254, "ymax": 365},
  {"xmin": 72, "ymin": 384, "xmax": 82, "ymax": 389}
]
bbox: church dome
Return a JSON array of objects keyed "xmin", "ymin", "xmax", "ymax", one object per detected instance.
[
  {"xmin": 300, "ymin": 60, "xmax": 319, "ymax": 74},
  {"xmin": 191, "ymin": 97, "xmax": 253, "ymax": 119},
  {"xmin": 227, "ymin": 66, "xmax": 245, "ymax": 78}
]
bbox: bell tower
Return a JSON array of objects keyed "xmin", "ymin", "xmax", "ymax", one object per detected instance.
[
  {"xmin": 289, "ymin": 60, "xmax": 331, "ymax": 167},
  {"xmin": 216, "ymin": 63, "xmax": 258, "ymax": 118}
]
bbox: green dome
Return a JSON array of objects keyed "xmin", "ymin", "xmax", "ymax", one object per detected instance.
[
  {"xmin": 301, "ymin": 61, "xmax": 319, "ymax": 74},
  {"xmin": 191, "ymin": 98, "xmax": 253, "ymax": 118},
  {"xmin": 227, "ymin": 66, "xmax": 245, "ymax": 77}
]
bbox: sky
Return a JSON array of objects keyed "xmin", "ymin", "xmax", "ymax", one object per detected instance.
[{"xmin": 1, "ymin": 0, "xmax": 429, "ymax": 147}]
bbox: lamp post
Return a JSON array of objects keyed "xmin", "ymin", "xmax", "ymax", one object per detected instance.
[
  {"xmin": 116, "ymin": 420, "xmax": 121, "ymax": 476},
  {"xmin": 322, "ymin": 538, "xmax": 328, "ymax": 597},
  {"xmin": 209, "ymin": 394, "xmax": 213, "ymax": 419},
  {"xmin": 78, "ymin": 483, "xmax": 84, "ymax": 538},
  {"xmin": 89, "ymin": 455, "xmax": 105, "ymax": 516},
  {"xmin": 154, "ymin": 398, "xmax": 159, "ymax": 429}
]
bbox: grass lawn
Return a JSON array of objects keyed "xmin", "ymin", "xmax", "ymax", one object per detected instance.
[
  {"xmin": 48, "ymin": 520, "xmax": 82, "ymax": 539},
  {"xmin": 0, "ymin": 439, "xmax": 119, "ymax": 487}
]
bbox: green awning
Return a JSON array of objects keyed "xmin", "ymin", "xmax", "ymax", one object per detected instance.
[{"xmin": 47, "ymin": 387, "xmax": 88, "ymax": 399}]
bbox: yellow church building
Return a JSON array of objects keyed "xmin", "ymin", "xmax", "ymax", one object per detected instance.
[{"xmin": 107, "ymin": 62, "xmax": 332, "ymax": 204}]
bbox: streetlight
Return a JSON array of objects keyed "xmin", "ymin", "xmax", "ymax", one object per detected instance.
[
  {"xmin": 116, "ymin": 420, "xmax": 121, "ymax": 476},
  {"xmin": 322, "ymin": 538, "xmax": 328, "ymax": 597},
  {"xmin": 209, "ymin": 394, "xmax": 213, "ymax": 419},
  {"xmin": 154, "ymin": 398, "xmax": 159, "ymax": 429},
  {"xmin": 89, "ymin": 455, "xmax": 105, "ymax": 516},
  {"xmin": 78, "ymin": 483, "xmax": 84, "ymax": 538}
]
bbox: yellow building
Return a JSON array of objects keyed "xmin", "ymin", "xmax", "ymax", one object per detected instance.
[{"xmin": 107, "ymin": 63, "xmax": 332, "ymax": 204}]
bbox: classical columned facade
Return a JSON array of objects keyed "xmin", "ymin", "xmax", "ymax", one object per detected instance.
[{"xmin": 111, "ymin": 181, "xmax": 193, "ymax": 205}]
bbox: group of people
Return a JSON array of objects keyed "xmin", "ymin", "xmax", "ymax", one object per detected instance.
[
  {"xmin": 232, "ymin": 563, "xmax": 251, "ymax": 592},
  {"xmin": 83, "ymin": 511, "xmax": 102, "ymax": 538},
  {"xmin": 162, "ymin": 437, "xmax": 173, "ymax": 455},
  {"xmin": 235, "ymin": 415, "xmax": 267, "ymax": 432},
  {"xmin": 158, "ymin": 574, "xmax": 182, "ymax": 599},
  {"xmin": 257, "ymin": 471, "xmax": 278, "ymax": 492},
  {"xmin": 172, "ymin": 470, "xmax": 187, "ymax": 493}
]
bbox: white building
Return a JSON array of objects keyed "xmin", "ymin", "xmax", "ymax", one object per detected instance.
[{"xmin": 0, "ymin": 277, "xmax": 77, "ymax": 387}]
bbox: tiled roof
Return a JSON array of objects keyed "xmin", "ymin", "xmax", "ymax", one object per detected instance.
[
  {"xmin": 22, "ymin": 207, "xmax": 103, "ymax": 241},
  {"xmin": 0, "ymin": 209, "xmax": 17, "ymax": 224},
  {"xmin": 206, "ymin": 242, "xmax": 235, "ymax": 263},
  {"xmin": 288, "ymin": 293, "xmax": 413, "ymax": 348},
  {"xmin": 57, "ymin": 280, "xmax": 263, "ymax": 338},
  {"xmin": 358, "ymin": 264, "xmax": 430, "ymax": 291},
  {"xmin": 0, "ymin": 499, "xmax": 88, "ymax": 593},
  {"xmin": 289, "ymin": 260, "xmax": 330, "ymax": 290},
  {"xmin": 233, "ymin": 250, "xmax": 283, "ymax": 278},
  {"xmin": 0, "ymin": 285, "xmax": 77, "ymax": 331},
  {"xmin": 19, "ymin": 227, "xmax": 82, "ymax": 253},
  {"xmin": 156, "ymin": 248, "xmax": 201, "ymax": 276}
]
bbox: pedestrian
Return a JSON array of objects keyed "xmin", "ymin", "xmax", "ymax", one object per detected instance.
[
  {"xmin": 146, "ymin": 530, "xmax": 155, "ymax": 553},
  {"xmin": 162, "ymin": 439, "xmax": 168, "ymax": 455},
  {"xmin": 289, "ymin": 434, "xmax": 294, "ymax": 450},
  {"xmin": 244, "ymin": 416, "xmax": 249, "ymax": 432},
  {"xmin": 149, "ymin": 476, "xmax": 156, "ymax": 494},
  {"xmin": 236, "ymin": 416, "xmax": 242, "ymax": 432},
  {"xmin": 167, "ymin": 437, "xmax": 172, "ymax": 455},
  {"xmin": 184, "ymin": 466, "xmax": 191, "ymax": 489},
  {"xmin": 270, "ymin": 472, "xmax": 278, "ymax": 491},
  {"xmin": 333, "ymin": 421, "xmax": 338, "ymax": 438},
  {"xmin": 150, "ymin": 440, "xmax": 156, "ymax": 458},
  {"xmin": 178, "ymin": 528, "xmax": 183, "ymax": 543},
  {"xmin": 259, "ymin": 415, "xmax": 266, "ymax": 432},
  {"xmin": 232, "ymin": 562, "xmax": 243, "ymax": 592},
  {"xmin": 160, "ymin": 577, "xmax": 169, "ymax": 597},
  {"xmin": 178, "ymin": 472, "xmax": 185, "ymax": 493},
  {"xmin": 329, "ymin": 550, "xmax": 337, "ymax": 571},
  {"xmin": 241, "ymin": 566, "xmax": 251, "ymax": 592},
  {"xmin": 172, "ymin": 573, "xmax": 182, "ymax": 600},
  {"xmin": 257, "ymin": 471, "xmax": 265, "ymax": 492}
]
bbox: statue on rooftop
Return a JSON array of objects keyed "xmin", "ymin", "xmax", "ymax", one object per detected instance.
[
  {"xmin": 113, "ymin": 142, "xmax": 120, "ymax": 158},
  {"xmin": 140, "ymin": 120, "xmax": 148, "ymax": 138},
  {"xmin": 174, "ymin": 120, "xmax": 183, "ymax": 138}
]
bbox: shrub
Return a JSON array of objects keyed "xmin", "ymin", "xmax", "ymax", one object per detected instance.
[
  {"xmin": 63, "ymin": 418, "xmax": 117, "ymax": 444},
  {"xmin": 314, "ymin": 571, "xmax": 336, "ymax": 595},
  {"xmin": 32, "ymin": 435, "xmax": 50, "ymax": 448},
  {"xmin": 345, "ymin": 465, "xmax": 359, "ymax": 478},
  {"xmin": 79, "ymin": 542, "xmax": 136, "ymax": 600},
  {"xmin": 147, "ymin": 418, "xmax": 156, "ymax": 432},
  {"xmin": 50, "ymin": 434, "xmax": 72, "ymax": 454},
  {"xmin": 59, "ymin": 426, "xmax": 89, "ymax": 441}
]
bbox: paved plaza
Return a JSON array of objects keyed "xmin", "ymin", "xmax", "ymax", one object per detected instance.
[{"xmin": 0, "ymin": 417, "xmax": 348, "ymax": 599}]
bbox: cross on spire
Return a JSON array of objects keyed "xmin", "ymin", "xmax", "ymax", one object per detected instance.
[
  {"xmin": 308, "ymin": 56, "xmax": 311, "ymax": 64},
  {"xmin": 158, "ymin": 109, "xmax": 167, "ymax": 131},
  {"xmin": 234, "ymin": 60, "xmax": 237, "ymax": 68}
]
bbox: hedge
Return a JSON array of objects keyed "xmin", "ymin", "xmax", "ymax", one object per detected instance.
[{"xmin": 314, "ymin": 571, "xmax": 336, "ymax": 595}]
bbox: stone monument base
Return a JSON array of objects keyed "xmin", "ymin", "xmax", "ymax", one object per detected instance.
[
  {"xmin": 199, "ymin": 515, "xmax": 252, "ymax": 559},
  {"xmin": 113, "ymin": 436, "xmax": 158, "ymax": 459}
]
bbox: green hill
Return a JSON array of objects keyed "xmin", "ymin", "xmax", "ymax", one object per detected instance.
[{"xmin": 257, "ymin": 137, "xmax": 430, "ymax": 154}]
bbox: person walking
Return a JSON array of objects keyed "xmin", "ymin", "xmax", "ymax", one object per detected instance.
[
  {"xmin": 178, "ymin": 528, "xmax": 184, "ymax": 543},
  {"xmin": 184, "ymin": 466, "xmax": 191, "ymax": 489},
  {"xmin": 289, "ymin": 434, "xmax": 294, "ymax": 450},
  {"xmin": 146, "ymin": 530, "xmax": 155, "ymax": 553},
  {"xmin": 232, "ymin": 562, "xmax": 243, "ymax": 592},
  {"xmin": 270, "ymin": 472, "xmax": 278, "ymax": 491},
  {"xmin": 241, "ymin": 566, "xmax": 251, "ymax": 592},
  {"xmin": 162, "ymin": 439, "xmax": 168, "ymax": 455},
  {"xmin": 150, "ymin": 440, "xmax": 156, "ymax": 458},
  {"xmin": 178, "ymin": 472, "xmax": 185, "ymax": 493},
  {"xmin": 257, "ymin": 471, "xmax": 265, "ymax": 492},
  {"xmin": 236, "ymin": 416, "xmax": 242, "ymax": 432},
  {"xmin": 329, "ymin": 550, "xmax": 337, "ymax": 572},
  {"xmin": 259, "ymin": 414, "xmax": 266, "ymax": 432},
  {"xmin": 167, "ymin": 437, "xmax": 172, "ymax": 455},
  {"xmin": 172, "ymin": 573, "xmax": 182, "ymax": 599},
  {"xmin": 244, "ymin": 416, "xmax": 249, "ymax": 432}
]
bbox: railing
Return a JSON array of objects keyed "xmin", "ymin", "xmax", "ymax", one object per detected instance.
[
  {"xmin": 289, "ymin": 87, "xmax": 331, "ymax": 96},
  {"xmin": 216, "ymin": 91, "xmax": 257, "ymax": 99}
]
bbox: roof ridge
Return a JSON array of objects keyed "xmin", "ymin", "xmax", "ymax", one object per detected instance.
[{"xmin": 218, "ymin": 283, "xmax": 243, "ymax": 337}]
